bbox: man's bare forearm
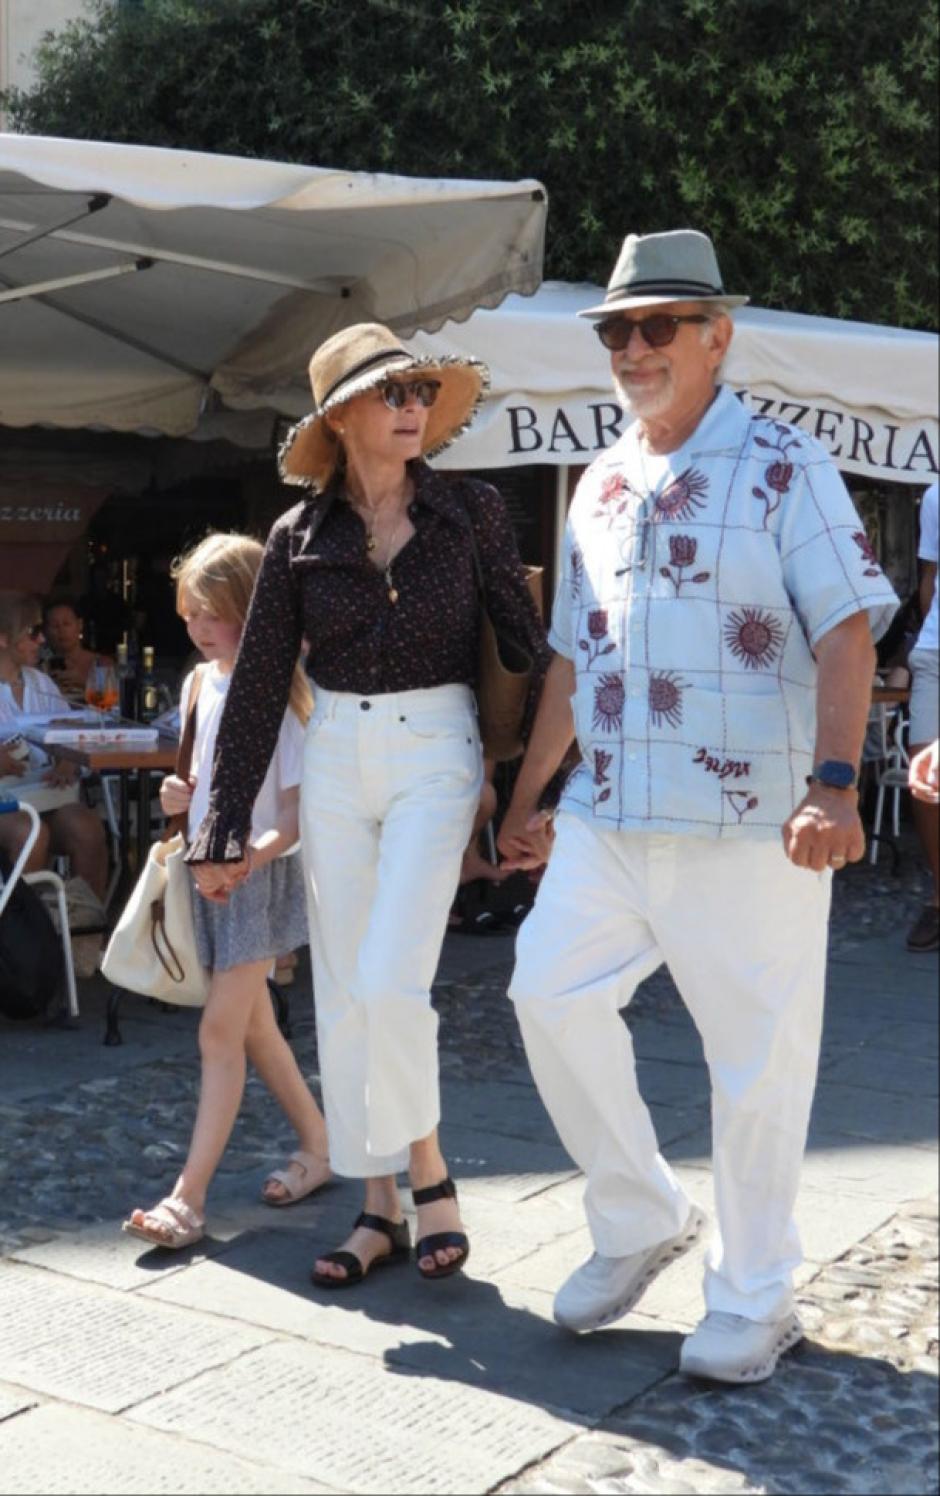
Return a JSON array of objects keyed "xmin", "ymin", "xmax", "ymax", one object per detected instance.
[
  {"xmin": 509, "ymin": 652, "xmax": 577, "ymax": 811},
  {"xmin": 813, "ymin": 610, "xmax": 877, "ymax": 770}
]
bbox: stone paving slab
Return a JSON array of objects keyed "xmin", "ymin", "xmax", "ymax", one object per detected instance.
[
  {"xmin": 141, "ymin": 1189, "xmax": 588, "ymax": 1346},
  {"xmin": 822, "ymin": 1047, "xmax": 939, "ymax": 1097},
  {"xmin": 0, "ymin": 1382, "xmax": 37, "ymax": 1422},
  {"xmin": 0, "ymin": 1264, "xmax": 274, "ymax": 1413},
  {"xmin": 9, "ymin": 1217, "xmax": 245, "ymax": 1291},
  {"xmin": 436, "ymin": 1122, "xmax": 580, "ymax": 1201},
  {"xmin": 385, "ymin": 1278, "xmax": 679, "ymax": 1418},
  {"xmin": 0, "ymin": 1403, "xmax": 334, "ymax": 1495},
  {"xmin": 131, "ymin": 1338, "xmax": 579, "ymax": 1495},
  {"xmin": 798, "ymin": 1142, "xmax": 940, "ymax": 1203},
  {"xmin": 808, "ymin": 1080, "xmax": 938, "ymax": 1147}
]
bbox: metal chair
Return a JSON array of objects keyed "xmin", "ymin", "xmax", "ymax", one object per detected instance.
[
  {"xmin": 0, "ymin": 797, "xmax": 79, "ymax": 1020},
  {"xmin": 866, "ymin": 708, "xmax": 911, "ymax": 865}
]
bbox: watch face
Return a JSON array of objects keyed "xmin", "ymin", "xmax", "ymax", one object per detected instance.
[{"xmin": 815, "ymin": 760, "xmax": 856, "ymax": 788}]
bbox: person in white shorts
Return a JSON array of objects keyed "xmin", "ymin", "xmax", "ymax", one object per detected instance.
[
  {"xmin": 905, "ymin": 480, "xmax": 939, "ymax": 951},
  {"xmin": 498, "ymin": 229, "xmax": 898, "ymax": 1385}
]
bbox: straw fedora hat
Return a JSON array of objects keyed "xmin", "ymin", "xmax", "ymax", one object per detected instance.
[
  {"xmin": 579, "ymin": 229, "xmax": 748, "ymax": 318},
  {"xmin": 278, "ymin": 322, "xmax": 489, "ymax": 491}
]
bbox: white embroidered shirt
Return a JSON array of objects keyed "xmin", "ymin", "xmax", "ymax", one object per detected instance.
[{"xmin": 549, "ymin": 385, "xmax": 899, "ymax": 838}]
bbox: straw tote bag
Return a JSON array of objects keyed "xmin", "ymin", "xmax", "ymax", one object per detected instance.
[
  {"xmin": 101, "ymin": 669, "xmax": 210, "ymax": 1006},
  {"xmin": 463, "ymin": 507, "xmax": 539, "ymax": 762}
]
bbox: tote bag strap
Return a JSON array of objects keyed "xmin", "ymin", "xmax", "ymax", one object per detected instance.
[
  {"xmin": 459, "ymin": 488, "xmax": 488, "ymax": 606},
  {"xmin": 163, "ymin": 665, "xmax": 205, "ymax": 844}
]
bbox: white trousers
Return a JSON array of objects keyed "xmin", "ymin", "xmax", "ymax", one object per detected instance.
[
  {"xmin": 300, "ymin": 683, "xmax": 483, "ymax": 1177},
  {"xmin": 509, "ymin": 813, "xmax": 831, "ymax": 1322}
]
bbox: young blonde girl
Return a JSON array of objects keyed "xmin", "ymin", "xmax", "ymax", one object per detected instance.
[{"xmin": 124, "ymin": 534, "xmax": 330, "ymax": 1249}]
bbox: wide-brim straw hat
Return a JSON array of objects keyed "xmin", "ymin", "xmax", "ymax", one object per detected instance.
[
  {"xmin": 278, "ymin": 322, "xmax": 489, "ymax": 491},
  {"xmin": 579, "ymin": 229, "xmax": 749, "ymax": 318}
]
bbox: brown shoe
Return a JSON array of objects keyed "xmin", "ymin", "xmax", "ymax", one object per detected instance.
[{"xmin": 906, "ymin": 905, "xmax": 940, "ymax": 952}]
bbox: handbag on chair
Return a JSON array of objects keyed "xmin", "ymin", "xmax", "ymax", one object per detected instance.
[
  {"xmin": 463, "ymin": 508, "xmax": 538, "ymax": 762},
  {"xmin": 101, "ymin": 669, "xmax": 209, "ymax": 1006}
]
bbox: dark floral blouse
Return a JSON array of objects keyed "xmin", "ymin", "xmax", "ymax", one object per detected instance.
[{"xmin": 186, "ymin": 459, "xmax": 549, "ymax": 863}]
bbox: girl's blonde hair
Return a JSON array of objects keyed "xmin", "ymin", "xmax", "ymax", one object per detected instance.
[
  {"xmin": 171, "ymin": 533, "xmax": 312, "ymax": 725},
  {"xmin": 0, "ymin": 591, "xmax": 41, "ymax": 646}
]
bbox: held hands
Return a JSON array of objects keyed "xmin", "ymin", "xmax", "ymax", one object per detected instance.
[
  {"xmin": 190, "ymin": 850, "xmax": 252, "ymax": 904},
  {"xmin": 782, "ymin": 785, "xmax": 865, "ymax": 871},
  {"xmin": 497, "ymin": 804, "xmax": 555, "ymax": 872}
]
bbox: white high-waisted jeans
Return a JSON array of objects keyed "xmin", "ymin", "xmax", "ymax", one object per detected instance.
[
  {"xmin": 300, "ymin": 682, "xmax": 483, "ymax": 1177},
  {"xmin": 509, "ymin": 813, "xmax": 831, "ymax": 1322}
]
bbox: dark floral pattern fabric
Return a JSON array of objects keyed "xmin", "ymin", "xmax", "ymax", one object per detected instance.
[{"xmin": 187, "ymin": 460, "xmax": 549, "ymax": 863}]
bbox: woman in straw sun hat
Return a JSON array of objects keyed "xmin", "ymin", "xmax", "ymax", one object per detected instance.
[{"xmin": 186, "ymin": 322, "xmax": 548, "ymax": 1288}]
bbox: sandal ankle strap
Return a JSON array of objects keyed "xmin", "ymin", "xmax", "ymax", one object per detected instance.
[
  {"xmin": 411, "ymin": 1176, "xmax": 457, "ymax": 1207},
  {"xmin": 355, "ymin": 1211, "xmax": 410, "ymax": 1247}
]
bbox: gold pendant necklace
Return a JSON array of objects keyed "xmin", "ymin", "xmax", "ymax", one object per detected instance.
[{"xmin": 383, "ymin": 515, "xmax": 406, "ymax": 605}]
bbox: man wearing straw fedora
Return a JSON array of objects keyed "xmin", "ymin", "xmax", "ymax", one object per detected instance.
[{"xmin": 499, "ymin": 229, "xmax": 898, "ymax": 1382}]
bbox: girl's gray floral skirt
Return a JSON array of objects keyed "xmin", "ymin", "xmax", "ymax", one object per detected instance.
[{"xmin": 191, "ymin": 849, "xmax": 309, "ymax": 973}]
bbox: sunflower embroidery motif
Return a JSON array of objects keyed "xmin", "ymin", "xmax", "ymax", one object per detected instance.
[
  {"xmin": 578, "ymin": 608, "xmax": 618, "ymax": 665},
  {"xmin": 852, "ymin": 531, "xmax": 882, "ymax": 578},
  {"xmin": 648, "ymin": 671, "xmax": 685, "ymax": 729},
  {"xmin": 653, "ymin": 467, "xmax": 709, "ymax": 522},
  {"xmin": 723, "ymin": 606, "xmax": 785, "ymax": 671},
  {"xmin": 592, "ymin": 673, "xmax": 626, "ymax": 733}
]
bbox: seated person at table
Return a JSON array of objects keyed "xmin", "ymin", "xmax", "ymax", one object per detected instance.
[
  {"xmin": 43, "ymin": 596, "xmax": 109, "ymax": 705},
  {"xmin": 0, "ymin": 592, "xmax": 107, "ymax": 900}
]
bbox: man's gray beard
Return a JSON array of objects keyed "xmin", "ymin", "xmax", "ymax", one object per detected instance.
[{"xmin": 613, "ymin": 369, "xmax": 675, "ymax": 419}]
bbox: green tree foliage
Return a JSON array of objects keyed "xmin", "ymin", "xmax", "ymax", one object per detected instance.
[{"xmin": 5, "ymin": 0, "xmax": 937, "ymax": 326}]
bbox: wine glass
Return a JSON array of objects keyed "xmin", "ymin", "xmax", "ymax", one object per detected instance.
[{"xmin": 85, "ymin": 659, "xmax": 119, "ymax": 723}]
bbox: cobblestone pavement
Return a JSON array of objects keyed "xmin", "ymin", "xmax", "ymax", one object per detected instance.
[
  {"xmin": 500, "ymin": 1200, "xmax": 939, "ymax": 1496},
  {"xmin": 0, "ymin": 835, "xmax": 936, "ymax": 1494}
]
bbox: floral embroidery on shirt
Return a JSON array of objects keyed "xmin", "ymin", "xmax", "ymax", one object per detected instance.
[
  {"xmin": 751, "ymin": 421, "xmax": 802, "ymax": 528},
  {"xmin": 570, "ymin": 545, "xmax": 584, "ymax": 600},
  {"xmin": 653, "ymin": 468, "xmax": 709, "ymax": 522},
  {"xmin": 648, "ymin": 671, "xmax": 685, "ymax": 728},
  {"xmin": 660, "ymin": 534, "xmax": 711, "ymax": 594},
  {"xmin": 723, "ymin": 789, "xmax": 760, "ymax": 822},
  {"xmin": 852, "ymin": 531, "xmax": 882, "ymax": 578},
  {"xmin": 723, "ymin": 606, "xmax": 785, "ymax": 670},
  {"xmin": 579, "ymin": 608, "xmax": 617, "ymax": 665},
  {"xmin": 593, "ymin": 473, "xmax": 633, "ymax": 527},
  {"xmin": 592, "ymin": 747, "xmax": 613, "ymax": 807},
  {"xmin": 592, "ymin": 673, "xmax": 626, "ymax": 733}
]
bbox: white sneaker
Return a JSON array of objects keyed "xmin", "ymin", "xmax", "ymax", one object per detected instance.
[
  {"xmin": 680, "ymin": 1310, "xmax": 803, "ymax": 1383},
  {"xmin": 553, "ymin": 1206, "xmax": 707, "ymax": 1333}
]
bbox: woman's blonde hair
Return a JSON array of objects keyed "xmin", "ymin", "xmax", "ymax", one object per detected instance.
[
  {"xmin": 0, "ymin": 591, "xmax": 41, "ymax": 648},
  {"xmin": 171, "ymin": 533, "xmax": 312, "ymax": 725}
]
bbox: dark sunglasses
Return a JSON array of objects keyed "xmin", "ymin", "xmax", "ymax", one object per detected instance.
[
  {"xmin": 22, "ymin": 623, "xmax": 44, "ymax": 641},
  {"xmin": 595, "ymin": 312, "xmax": 710, "ymax": 351},
  {"xmin": 380, "ymin": 379, "xmax": 441, "ymax": 411}
]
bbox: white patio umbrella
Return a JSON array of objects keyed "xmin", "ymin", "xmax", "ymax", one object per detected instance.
[{"xmin": 0, "ymin": 134, "xmax": 546, "ymax": 437}]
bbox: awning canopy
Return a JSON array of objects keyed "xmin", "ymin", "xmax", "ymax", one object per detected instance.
[
  {"xmin": 417, "ymin": 283, "xmax": 939, "ymax": 486},
  {"xmin": 0, "ymin": 134, "xmax": 546, "ymax": 437}
]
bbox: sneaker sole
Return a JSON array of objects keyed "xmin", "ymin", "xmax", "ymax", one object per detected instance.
[
  {"xmin": 555, "ymin": 1206, "xmax": 708, "ymax": 1333},
  {"xmin": 680, "ymin": 1313, "xmax": 804, "ymax": 1383}
]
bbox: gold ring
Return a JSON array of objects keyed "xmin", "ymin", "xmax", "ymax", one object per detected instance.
[{"xmin": 829, "ymin": 855, "xmax": 846, "ymax": 866}]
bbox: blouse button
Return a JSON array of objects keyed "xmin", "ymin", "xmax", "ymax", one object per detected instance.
[{"xmin": 360, "ymin": 701, "xmax": 371, "ymax": 711}]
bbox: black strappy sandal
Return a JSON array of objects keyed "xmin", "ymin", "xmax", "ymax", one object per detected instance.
[
  {"xmin": 413, "ymin": 1177, "xmax": 470, "ymax": 1280},
  {"xmin": 310, "ymin": 1211, "xmax": 411, "ymax": 1290}
]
